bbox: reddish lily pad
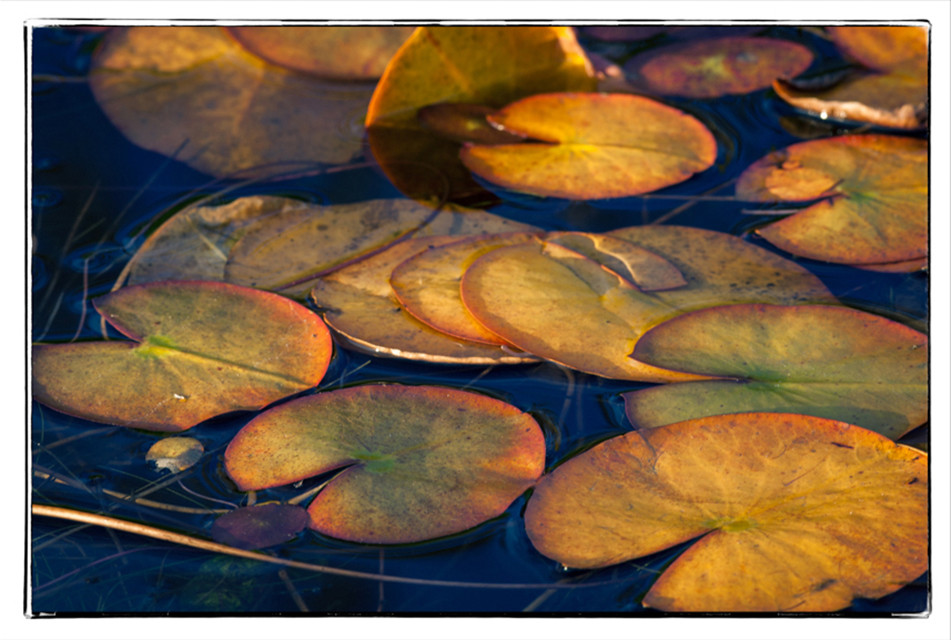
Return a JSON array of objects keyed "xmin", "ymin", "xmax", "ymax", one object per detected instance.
[
  {"xmin": 32, "ymin": 281, "xmax": 333, "ymax": 432},
  {"xmin": 460, "ymin": 92, "xmax": 717, "ymax": 200},
  {"xmin": 227, "ymin": 26, "xmax": 415, "ymax": 80},
  {"xmin": 624, "ymin": 303, "xmax": 928, "ymax": 439},
  {"xmin": 224, "ymin": 384, "xmax": 545, "ymax": 544},
  {"xmin": 736, "ymin": 134, "xmax": 927, "ymax": 264},
  {"xmin": 365, "ymin": 26, "xmax": 596, "ymax": 204},
  {"xmin": 210, "ymin": 503, "xmax": 310, "ymax": 550},
  {"xmin": 624, "ymin": 36, "xmax": 814, "ymax": 98},
  {"xmin": 88, "ymin": 26, "xmax": 370, "ymax": 179},
  {"xmin": 524, "ymin": 412, "xmax": 928, "ymax": 612}
]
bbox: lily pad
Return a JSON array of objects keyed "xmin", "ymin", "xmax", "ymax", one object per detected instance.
[
  {"xmin": 210, "ymin": 503, "xmax": 310, "ymax": 550},
  {"xmin": 365, "ymin": 26, "xmax": 596, "ymax": 204},
  {"xmin": 224, "ymin": 384, "xmax": 545, "ymax": 544},
  {"xmin": 88, "ymin": 26, "xmax": 371, "ymax": 179},
  {"xmin": 32, "ymin": 281, "xmax": 333, "ymax": 432},
  {"xmin": 828, "ymin": 25, "xmax": 928, "ymax": 73},
  {"xmin": 623, "ymin": 36, "xmax": 814, "ymax": 98},
  {"xmin": 227, "ymin": 26, "xmax": 415, "ymax": 80},
  {"xmin": 524, "ymin": 412, "xmax": 928, "ymax": 612},
  {"xmin": 624, "ymin": 303, "xmax": 928, "ymax": 439},
  {"xmin": 460, "ymin": 226, "xmax": 835, "ymax": 381},
  {"xmin": 459, "ymin": 92, "xmax": 717, "ymax": 200},
  {"xmin": 736, "ymin": 134, "xmax": 927, "ymax": 264},
  {"xmin": 418, "ymin": 103, "xmax": 527, "ymax": 145},
  {"xmin": 309, "ymin": 207, "xmax": 540, "ymax": 364},
  {"xmin": 145, "ymin": 436, "xmax": 204, "ymax": 472}
]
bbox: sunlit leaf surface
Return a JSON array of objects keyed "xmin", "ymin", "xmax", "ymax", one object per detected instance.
[
  {"xmin": 309, "ymin": 209, "xmax": 540, "ymax": 364},
  {"xmin": 828, "ymin": 25, "xmax": 928, "ymax": 73},
  {"xmin": 365, "ymin": 26, "xmax": 596, "ymax": 204},
  {"xmin": 460, "ymin": 226, "xmax": 835, "ymax": 381},
  {"xmin": 524, "ymin": 412, "xmax": 928, "ymax": 611},
  {"xmin": 227, "ymin": 26, "xmax": 415, "ymax": 80},
  {"xmin": 736, "ymin": 134, "xmax": 927, "ymax": 264},
  {"xmin": 210, "ymin": 504, "xmax": 310, "ymax": 550},
  {"xmin": 417, "ymin": 103, "xmax": 527, "ymax": 145},
  {"xmin": 460, "ymin": 92, "xmax": 717, "ymax": 200},
  {"xmin": 224, "ymin": 384, "xmax": 545, "ymax": 544},
  {"xmin": 88, "ymin": 26, "xmax": 370, "ymax": 178},
  {"xmin": 32, "ymin": 281, "xmax": 333, "ymax": 432},
  {"xmin": 623, "ymin": 36, "xmax": 813, "ymax": 98},
  {"xmin": 624, "ymin": 303, "xmax": 928, "ymax": 439},
  {"xmin": 145, "ymin": 436, "xmax": 204, "ymax": 472}
]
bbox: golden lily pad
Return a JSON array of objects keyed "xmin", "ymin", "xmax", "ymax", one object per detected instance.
[
  {"xmin": 828, "ymin": 25, "xmax": 928, "ymax": 73},
  {"xmin": 736, "ymin": 134, "xmax": 927, "ymax": 264},
  {"xmin": 365, "ymin": 26, "xmax": 596, "ymax": 204},
  {"xmin": 32, "ymin": 281, "xmax": 333, "ymax": 432},
  {"xmin": 460, "ymin": 226, "xmax": 835, "ymax": 381},
  {"xmin": 417, "ymin": 103, "xmax": 527, "ymax": 145},
  {"xmin": 88, "ymin": 26, "xmax": 370, "ymax": 179},
  {"xmin": 524, "ymin": 412, "xmax": 928, "ymax": 612},
  {"xmin": 224, "ymin": 384, "xmax": 545, "ymax": 544},
  {"xmin": 624, "ymin": 304, "xmax": 928, "ymax": 439},
  {"xmin": 309, "ymin": 209, "xmax": 540, "ymax": 364},
  {"xmin": 623, "ymin": 36, "xmax": 814, "ymax": 98},
  {"xmin": 459, "ymin": 92, "xmax": 717, "ymax": 200},
  {"xmin": 227, "ymin": 25, "xmax": 415, "ymax": 80},
  {"xmin": 145, "ymin": 436, "xmax": 204, "ymax": 472}
]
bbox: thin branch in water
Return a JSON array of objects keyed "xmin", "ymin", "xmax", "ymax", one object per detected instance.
[{"xmin": 278, "ymin": 568, "xmax": 310, "ymax": 613}]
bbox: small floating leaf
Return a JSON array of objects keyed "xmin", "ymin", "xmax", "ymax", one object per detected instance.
[
  {"xmin": 524, "ymin": 412, "xmax": 928, "ymax": 612},
  {"xmin": 460, "ymin": 92, "xmax": 717, "ymax": 200},
  {"xmin": 32, "ymin": 281, "xmax": 333, "ymax": 432},
  {"xmin": 145, "ymin": 436, "xmax": 204, "ymax": 472},
  {"xmin": 89, "ymin": 26, "xmax": 370, "ymax": 179},
  {"xmin": 623, "ymin": 36, "xmax": 814, "ymax": 98},
  {"xmin": 227, "ymin": 25, "xmax": 415, "ymax": 80},
  {"xmin": 224, "ymin": 384, "xmax": 545, "ymax": 544},
  {"xmin": 210, "ymin": 504, "xmax": 310, "ymax": 550},
  {"xmin": 736, "ymin": 134, "xmax": 927, "ymax": 264},
  {"xmin": 365, "ymin": 26, "xmax": 596, "ymax": 204}
]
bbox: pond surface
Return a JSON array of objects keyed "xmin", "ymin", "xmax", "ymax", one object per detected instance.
[{"xmin": 29, "ymin": 24, "xmax": 928, "ymax": 615}]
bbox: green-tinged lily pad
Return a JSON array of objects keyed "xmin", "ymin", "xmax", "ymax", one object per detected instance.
[
  {"xmin": 524, "ymin": 412, "xmax": 928, "ymax": 612},
  {"xmin": 623, "ymin": 303, "xmax": 927, "ymax": 439},
  {"xmin": 32, "ymin": 281, "xmax": 333, "ymax": 432},
  {"xmin": 227, "ymin": 26, "xmax": 415, "ymax": 80},
  {"xmin": 460, "ymin": 92, "xmax": 717, "ymax": 200},
  {"xmin": 305, "ymin": 207, "xmax": 538, "ymax": 364},
  {"xmin": 460, "ymin": 226, "xmax": 835, "ymax": 381},
  {"xmin": 210, "ymin": 503, "xmax": 310, "ymax": 550},
  {"xmin": 223, "ymin": 198, "xmax": 443, "ymax": 297},
  {"xmin": 623, "ymin": 36, "xmax": 814, "ymax": 98},
  {"xmin": 736, "ymin": 134, "xmax": 927, "ymax": 264},
  {"xmin": 365, "ymin": 26, "xmax": 596, "ymax": 204},
  {"xmin": 224, "ymin": 384, "xmax": 545, "ymax": 544},
  {"xmin": 145, "ymin": 436, "xmax": 204, "ymax": 472},
  {"xmin": 88, "ymin": 26, "xmax": 370, "ymax": 179}
]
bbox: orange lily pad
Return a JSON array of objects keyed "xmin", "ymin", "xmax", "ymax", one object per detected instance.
[
  {"xmin": 827, "ymin": 25, "xmax": 928, "ymax": 73},
  {"xmin": 623, "ymin": 36, "xmax": 814, "ymax": 98},
  {"xmin": 88, "ymin": 26, "xmax": 371, "ymax": 179},
  {"xmin": 417, "ymin": 103, "xmax": 527, "ymax": 145},
  {"xmin": 227, "ymin": 26, "xmax": 415, "ymax": 80},
  {"xmin": 32, "ymin": 281, "xmax": 333, "ymax": 432},
  {"xmin": 624, "ymin": 304, "xmax": 928, "ymax": 439},
  {"xmin": 459, "ymin": 92, "xmax": 717, "ymax": 200},
  {"xmin": 224, "ymin": 384, "xmax": 545, "ymax": 544},
  {"xmin": 736, "ymin": 134, "xmax": 927, "ymax": 265},
  {"xmin": 365, "ymin": 26, "xmax": 596, "ymax": 204},
  {"xmin": 524, "ymin": 412, "xmax": 928, "ymax": 612}
]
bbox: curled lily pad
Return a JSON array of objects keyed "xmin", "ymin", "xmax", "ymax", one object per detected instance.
[
  {"xmin": 623, "ymin": 36, "xmax": 814, "ymax": 98},
  {"xmin": 210, "ymin": 503, "xmax": 310, "ymax": 550},
  {"xmin": 524, "ymin": 412, "xmax": 928, "ymax": 612},
  {"xmin": 365, "ymin": 26, "xmax": 596, "ymax": 204},
  {"xmin": 459, "ymin": 92, "xmax": 717, "ymax": 200},
  {"xmin": 736, "ymin": 134, "xmax": 927, "ymax": 265},
  {"xmin": 624, "ymin": 303, "xmax": 928, "ymax": 439},
  {"xmin": 227, "ymin": 26, "xmax": 415, "ymax": 80},
  {"xmin": 460, "ymin": 226, "xmax": 834, "ymax": 381},
  {"xmin": 32, "ymin": 281, "xmax": 333, "ymax": 432},
  {"xmin": 89, "ymin": 26, "xmax": 370, "ymax": 179},
  {"xmin": 224, "ymin": 384, "xmax": 545, "ymax": 544},
  {"xmin": 145, "ymin": 436, "xmax": 204, "ymax": 472}
]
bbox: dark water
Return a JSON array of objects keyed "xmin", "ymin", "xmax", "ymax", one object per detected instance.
[{"xmin": 29, "ymin": 25, "xmax": 929, "ymax": 614}]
